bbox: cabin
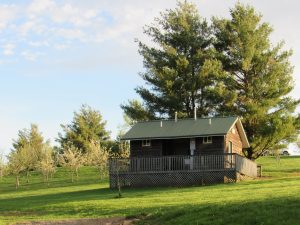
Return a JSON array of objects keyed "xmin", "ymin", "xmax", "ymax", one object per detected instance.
[{"xmin": 109, "ymin": 116, "xmax": 258, "ymax": 188}]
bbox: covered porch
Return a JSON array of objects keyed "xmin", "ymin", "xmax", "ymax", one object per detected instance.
[
  {"xmin": 130, "ymin": 136, "xmax": 225, "ymax": 158},
  {"xmin": 108, "ymin": 153, "xmax": 258, "ymax": 188}
]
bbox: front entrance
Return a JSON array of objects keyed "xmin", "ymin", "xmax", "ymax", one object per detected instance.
[{"xmin": 162, "ymin": 139, "xmax": 190, "ymax": 156}]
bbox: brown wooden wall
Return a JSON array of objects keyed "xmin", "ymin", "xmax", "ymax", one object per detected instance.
[
  {"xmin": 225, "ymin": 124, "xmax": 243, "ymax": 155},
  {"xmin": 194, "ymin": 136, "xmax": 224, "ymax": 155},
  {"xmin": 130, "ymin": 135, "xmax": 228, "ymax": 157},
  {"xmin": 162, "ymin": 138, "xmax": 190, "ymax": 155},
  {"xmin": 130, "ymin": 139, "xmax": 162, "ymax": 157}
]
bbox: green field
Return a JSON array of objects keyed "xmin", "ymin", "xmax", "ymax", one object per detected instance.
[{"xmin": 0, "ymin": 157, "xmax": 300, "ymax": 225}]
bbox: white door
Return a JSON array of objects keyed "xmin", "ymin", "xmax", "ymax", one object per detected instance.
[
  {"xmin": 190, "ymin": 138, "xmax": 195, "ymax": 155},
  {"xmin": 189, "ymin": 138, "xmax": 196, "ymax": 170}
]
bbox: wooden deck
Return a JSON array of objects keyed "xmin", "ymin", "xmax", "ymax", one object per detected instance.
[{"xmin": 109, "ymin": 154, "xmax": 257, "ymax": 188}]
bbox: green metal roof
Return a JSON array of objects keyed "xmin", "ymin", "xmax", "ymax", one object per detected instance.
[{"xmin": 122, "ymin": 116, "xmax": 239, "ymax": 140}]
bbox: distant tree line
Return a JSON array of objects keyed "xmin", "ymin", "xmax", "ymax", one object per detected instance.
[
  {"xmin": 1, "ymin": 105, "xmax": 129, "ymax": 189},
  {"xmin": 121, "ymin": 1, "xmax": 300, "ymax": 160}
]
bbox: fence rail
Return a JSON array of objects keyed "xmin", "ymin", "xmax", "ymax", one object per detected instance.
[
  {"xmin": 235, "ymin": 154, "xmax": 258, "ymax": 177},
  {"xmin": 108, "ymin": 154, "xmax": 258, "ymax": 188},
  {"xmin": 109, "ymin": 154, "xmax": 238, "ymax": 174}
]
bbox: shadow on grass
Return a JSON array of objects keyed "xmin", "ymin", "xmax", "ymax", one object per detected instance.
[
  {"xmin": 1, "ymin": 176, "xmax": 299, "ymax": 213},
  {"xmin": 137, "ymin": 196, "xmax": 300, "ymax": 225},
  {"xmin": 0, "ymin": 187, "xmax": 114, "ymax": 212},
  {"xmin": 0, "ymin": 176, "xmax": 106, "ymax": 194},
  {"xmin": 0, "ymin": 166, "xmax": 104, "ymax": 194},
  {"xmin": 1, "ymin": 176, "xmax": 300, "ymax": 225},
  {"xmin": 2, "ymin": 194, "xmax": 300, "ymax": 225},
  {"xmin": 0, "ymin": 185, "xmax": 177, "ymax": 213}
]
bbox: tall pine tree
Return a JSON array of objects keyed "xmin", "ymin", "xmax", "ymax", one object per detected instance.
[
  {"xmin": 57, "ymin": 104, "xmax": 110, "ymax": 154},
  {"xmin": 213, "ymin": 4, "xmax": 300, "ymax": 159},
  {"xmin": 122, "ymin": 1, "xmax": 229, "ymax": 120}
]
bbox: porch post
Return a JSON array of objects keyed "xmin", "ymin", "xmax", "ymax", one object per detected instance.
[{"xmin": 190, "ymin": 138, "xmax": 196, "ymax": 170}]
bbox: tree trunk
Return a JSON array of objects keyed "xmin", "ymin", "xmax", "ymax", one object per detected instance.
[
  {"xmin": 117, "ymin": 170, "xmax": 122, "ymax": 198},
  {"xmin": 26, "ymin": 170, "xmax": 30, "ymax": 183},
  {"xmin": 16, "ymin": 176, "xmax": 19, "ymax": 190},
  {"xmin": 46, "ymin": 173, "xmax": 49, "ymax": 187},
  {"xmin": 99, "ymin": 168, "xmax": 103, "ymax": 180},
  {"xmin": 245, "ymin": 147, "xmax": 254, "ymax": 160},
  {"xmin": 71, "ymin": 171, "xmax": 74, "ymax": 183}
]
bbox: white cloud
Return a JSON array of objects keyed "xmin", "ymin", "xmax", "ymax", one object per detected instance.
[
  {"xmin": 21, "ymin": 50, "xmax": 43, "ymax": 61},
  {"xmin": 18, "ymin": 18, "xmax": 48, "ymax": 37},
  {"xmin": 54, "ymin": 43, "xmax": 69, "ymax": 50},
  {"xmin": 0, "ymin": 4, "xmax": 18, "ymax": 31},
  {"xmin": 50, "ymin": 3, "xmax": 98, "ymax": 27},
  {"xmin": 0, "ymin": 0, "xmax": 299, "ymax": 76},
  {"xmin": 27, "ymin": 0, "xmax": 56, "ymax": 16},
  {"xmin": 2, "ymin": 43, "xmax": 15, "ymax": 56},
  {"xmin": 55, "ymin": 28, "xmax": 87, "ymax": 41},
  {"xmin": 29, "ymin": 40, "xmax": 49, "ymax": 47},
  {"xmin": 0, "ymin": 1, "xmax": 174, "ymax": 51},
  {"xmin": 19, "ymin": 20, "xmax": 36, "ymax": 35}
]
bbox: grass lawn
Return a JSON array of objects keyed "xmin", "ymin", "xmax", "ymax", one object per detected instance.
[{"xmin": 0, "ymin": 156, "xmax": 299, "ymax": 225}]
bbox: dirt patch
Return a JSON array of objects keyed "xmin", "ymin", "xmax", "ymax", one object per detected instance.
[
  {"xmin": 3, "ymin": 211, "xmax": 41, "ymax": 217},
  {"xmin": 291, "ymin": 172, "xmax": 300, "ymax": 176},
  {"xmin": 256, "ymin": 176, "xmax": 273, "ymax": 180},
  {"xmin": 13, "ymin": 217, "xmax": 139, "ymax": 225}
]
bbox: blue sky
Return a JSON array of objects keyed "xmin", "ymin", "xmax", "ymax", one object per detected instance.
[{"xmin": 1, "ymin": 0, "xmax": 300, "ymax": 156}]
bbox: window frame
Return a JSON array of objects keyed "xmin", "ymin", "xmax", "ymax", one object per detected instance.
[
  {"xmin": 203, "ymin": 136, "xmax": 212, "ymax": 144},
  {"xmin": 142, "ymin": 139, "xmax": 151, "ymax": 147}
]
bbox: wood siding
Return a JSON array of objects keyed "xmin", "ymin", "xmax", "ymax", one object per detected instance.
[
  {"xmin": 130, "ymin": 140, "xmax": 162, "ymax": 157},
  {"xmin": 129, "ymin": 123, "xmax": 245, "ymax": 157},
  {"xmin": 195, "ymin": 136, "xmax": 224, "ymax": 155},
  {"xmin": 162, "ymin": 138, "xmax": 190, "ymax": 155},
  {"xmin": 130, "ymin": 136, "xmax": 227, "ymax": 157},
  {"xmin": 225, "ymin": 124, "xmax": 243, "ymax": 155}
]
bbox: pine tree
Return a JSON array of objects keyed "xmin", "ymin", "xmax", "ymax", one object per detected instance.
[
  {"xmin": 57, "ymin": 104, "xmax": 110, "ymax": 154},
  {"xmin": 213, "ymin": 3, "xmax": 300, "ymax": 159},
  {"xmin": 12, "ymin": 124, "xmax": 44, "ymax": 157},
  {"xmin": 122, "ymin": 1, "xmax": 227, "ymax": 120}
]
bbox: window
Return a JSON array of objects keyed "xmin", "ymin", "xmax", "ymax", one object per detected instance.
[
  {"xmin": 203, "ymin": 136, "xmax": 212, "ymax": 144},
  {"xmin": 142, "ymin": 139, "xmax": 151, "ymax": 147}
]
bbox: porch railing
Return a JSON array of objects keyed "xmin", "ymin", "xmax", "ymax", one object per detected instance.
[
  {"xmin": 109, "ymin": 153, "xmax": 240, "ymax": 174},
  {"xmin": 235, "ymin": 154, "xmax": 258, "ymax": 177}
]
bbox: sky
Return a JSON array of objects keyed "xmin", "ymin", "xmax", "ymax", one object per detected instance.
[{"xmin": 1, "ymin": 0, "xmax": 300, "ymax": 156}]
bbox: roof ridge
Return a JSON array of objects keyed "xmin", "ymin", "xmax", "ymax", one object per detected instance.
[{"xmin": 134, "ymin": 116, "xmax": 238, "ymax": 124}]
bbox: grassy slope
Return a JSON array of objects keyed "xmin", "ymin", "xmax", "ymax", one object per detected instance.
[{"xmin": 0, "ymin": 157, "xmax": 299, "ymax": 225}]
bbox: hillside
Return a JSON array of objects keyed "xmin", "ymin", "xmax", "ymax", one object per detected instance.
[{"xmin": 0, "ymin": 157, "xmax": 299, "ymax": 225}]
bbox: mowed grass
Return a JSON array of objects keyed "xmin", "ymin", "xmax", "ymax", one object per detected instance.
[{"xmin": 0, "ymin": 157, "xmax": 299, "ymax": 225}]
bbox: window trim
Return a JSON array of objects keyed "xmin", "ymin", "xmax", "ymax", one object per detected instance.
[
  {"xmin": 203, "ymin": 136, "xmax": 212, "ymax": 144},
  {"xmin": 142, "ymin": 139, "xmax": 151, "ymax": 147}
]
